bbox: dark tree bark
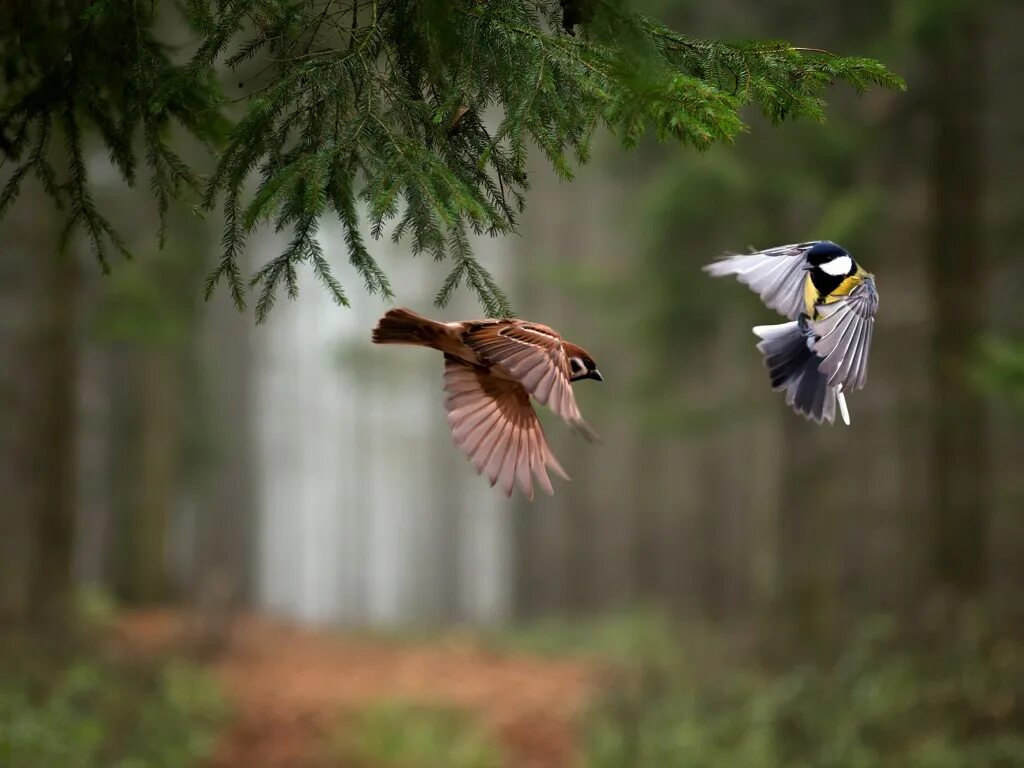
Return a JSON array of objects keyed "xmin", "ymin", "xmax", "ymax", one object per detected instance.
[
  {"xmin": 926, "ymin": 16, "xmax": 990, "ymax": 596},
  {"xmin": 0, "ymin": 188, "xmax": 61, "ymax": 618},
  {"xmin": 0, "ymin": 178, "xmax": 79, "ymax": 623},
  {"xmin": 28, "ymin": 247, "xmax": 79, "ymax": 618}
]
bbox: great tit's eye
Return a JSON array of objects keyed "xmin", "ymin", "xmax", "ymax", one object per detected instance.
[{"xmin": 570, "ymin": 357, "xmax": 584, "ymax": 374}]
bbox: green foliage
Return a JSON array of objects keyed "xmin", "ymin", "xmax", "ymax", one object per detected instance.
[
  {"xmin": 0, "ymin": 634, "xmax": 226, "ymax": 768},
  {"xmin": 90, "ymin": 237, "xmax": 209, "ymax": 346},
  {"xmin": 0, "ymin": 0, "xmax": 226, "ymax": 266},
  {"xmin": 198, "ymin": 0, "xmax": 903, "ymax": 320},
  {"xmin": 2, "ymin": 1, "xmax": 903, "ymax": 321},
  {"xmin": 482, "ymin": 609, "xmax": 682, "ymax": 664},
  {"xmin": 581, "ymin": 612, "xmax": 1024, "ymax": 768},
  {"xmin": 976, "ymin": 336, "xmax": 1024, "ymax": 413},
  {"xmin": 332, "ymin": 701, "xmax": 503, "ymax": 768}
]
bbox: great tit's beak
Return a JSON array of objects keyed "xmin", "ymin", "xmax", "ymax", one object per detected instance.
[{"xmin": 802, "ymin": 263, "xmax": 813, "ymax": 271}]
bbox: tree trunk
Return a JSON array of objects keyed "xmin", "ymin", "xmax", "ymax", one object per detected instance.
[
  {"xmin": 115, "ymin": 348, "xmax": 180, "ymax": 603},
  {"xmin": 189, "ymin": 286, "xmax": 255, "ymax": 611},
  {"xmin": 0, "ymin": 188, "xmax": 78, "ymax": 620},
  {"xmin": 0, "ymin": 182, "xmax": 79, "ymax": 623},
  {"xmin": 28, "ymin": 247, "xmax": 79, "ymax": 618},
  {"xmin": 926, "ymin": 16, "xmax": 990, "ymax": 596}
]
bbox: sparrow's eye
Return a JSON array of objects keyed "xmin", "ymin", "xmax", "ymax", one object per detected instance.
[{"xmin": 570, "ymin": 357, "xmax": 584, "ymax": 374}]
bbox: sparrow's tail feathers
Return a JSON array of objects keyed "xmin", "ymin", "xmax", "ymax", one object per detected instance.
[
  {"xmin": 753, "ymin": 320, "xmax": 840, "ymax": 425},
  {"xmin": 371, "ymin": 308, "xmax": 446, "ymax": 347}
]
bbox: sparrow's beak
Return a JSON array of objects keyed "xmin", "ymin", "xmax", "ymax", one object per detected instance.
[{"xmin": 570, "ymin": 369, "xmax": 603, "ymax": 383}]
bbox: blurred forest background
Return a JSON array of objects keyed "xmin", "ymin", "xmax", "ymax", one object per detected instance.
[{"xmin": 2, "ymin": 1, "xmax": 1023, "ymax": 767}]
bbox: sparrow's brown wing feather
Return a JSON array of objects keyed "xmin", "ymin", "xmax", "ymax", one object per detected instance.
[
  {"xmin": 461, "ymin": 321, "xmax": 597, "ymax": 440},
  {"xmin": 444, "ymin": 355, "xmax": 569, "ymax": 499}
]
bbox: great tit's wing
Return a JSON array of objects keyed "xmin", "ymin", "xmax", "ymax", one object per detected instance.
[
  {"xmin": 461, "ymin": 320, "xmax": 598, "ymax": 441},
  {"xmin": 810, "ymin": 275, "xmax": 879, "ymax": 393},
  {"xmin": 703, "ymin": 242, "xmax": 819, "ymax": 320},
  {"xmin": 443, "ymin": 355, "xmax": 569, "ymax": 499}
]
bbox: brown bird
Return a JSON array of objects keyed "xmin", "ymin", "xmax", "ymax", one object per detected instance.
[{"xmin": 371, "ymin": 308, "xmax": 602, "ymax": 499}]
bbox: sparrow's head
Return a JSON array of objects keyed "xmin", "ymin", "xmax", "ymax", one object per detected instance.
[
  {"xmin": 805, "ymin": 241, "xmax": 855, "ymax": 278},
  {"xmin": 564, "ymin": 342, "xmax": 603, "ymax": 383}
]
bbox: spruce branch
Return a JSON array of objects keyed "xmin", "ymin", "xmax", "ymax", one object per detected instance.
[
  {"xmin": 0, "ymin": 0, "xmax": 905, "ymax": 321},
  {"xmin": 0, "ymin": 0, "xmax": 225, "ymax": 265}
]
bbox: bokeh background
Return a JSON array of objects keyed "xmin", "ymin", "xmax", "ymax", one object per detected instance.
[{"xmin": 2, "ymin": 1, "xmax": 1023, "ymax": 767}]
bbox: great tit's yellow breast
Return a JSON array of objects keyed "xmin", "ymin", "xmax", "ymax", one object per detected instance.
[
  {"xmin": 823, "ymin": 266, "xmax": 871, "ymax": 306},
  {"xmin": 803, "ymin": 274, "xmax": 820, "ymax": 317}
]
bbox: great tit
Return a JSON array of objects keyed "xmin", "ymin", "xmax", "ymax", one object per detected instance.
[{"xmin": 704, "ymin": 241, "xmax": 879, "ymax": 425}]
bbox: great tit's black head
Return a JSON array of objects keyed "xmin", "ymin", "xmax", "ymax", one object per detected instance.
[
  {"xmin": 565, "ymin": 343, "xmax": 603, "ymax": 383},
  {"xmin": 806, "ymin": 241, "xmax": 855, "ymax": 277}
]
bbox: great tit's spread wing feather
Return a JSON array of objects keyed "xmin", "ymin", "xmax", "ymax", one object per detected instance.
[
  {"xmin": 461, "ymin": 321, "xmax": 597, "ymax": 440},
  {"xmin": 704, "ymin": 242, "xmax": 820, "ymax": 320},
  {"xmin": 443, "ymin": 355, "xmax": 569, "ymax": 499},
  {"xmin": 811, "ymin": 275, "xmax": 879, "ymax": 393}
]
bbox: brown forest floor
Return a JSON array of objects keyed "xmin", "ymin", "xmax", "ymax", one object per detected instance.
[{"xmin": 118, "ymin": 610, "xmax": 599, "ymax": 768}]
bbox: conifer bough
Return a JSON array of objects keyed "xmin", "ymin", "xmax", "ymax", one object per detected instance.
[{"xmin": 0, "ymin": 0, "xmax": 904, "ymax": 321}]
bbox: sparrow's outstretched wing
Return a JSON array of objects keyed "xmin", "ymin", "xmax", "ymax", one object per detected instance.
[
  {"xmin": 461, "ymin": 321, "xmax": 597, "ymax": 440},
  {"xmin": 704, "ymin": 242, "xmax": 819, "ymax": 320},
  {"xmin": 443, "ymin": 356, "xmax": 569, "ymax": 499},
  {"xmin": 811, "ymin": 275, "xmax": 879, "ymax": 393}
]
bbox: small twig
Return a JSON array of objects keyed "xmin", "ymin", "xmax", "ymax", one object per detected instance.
[
  {"xmin": 304, "ymin": 0, "xmax": 335, "ymax": 57},
  {"xmin": 349, "ymin": 0, "xmax": 360, "ymax": 52}
]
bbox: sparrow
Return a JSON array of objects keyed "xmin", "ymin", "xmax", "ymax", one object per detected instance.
[
  {"xmin": 371, "ymin": 308, "xmax": 602, "ymax": 498},
  {"xmin": 704, "ymin": 240, "xmax": 879, "ymax": 425}
]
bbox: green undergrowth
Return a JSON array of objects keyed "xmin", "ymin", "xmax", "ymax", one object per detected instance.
[
  {"xmin": 328, "ymin": 701, "xmax": 503, "ymax": 768},
  {"xmin": 577, "ymin": 610, "xmax": 1024, "ymax": 768},
  {"xmin": 479, "ymin": 609, "xmax": 688, "ymax": 664},
  {"xmin": 322, "ymin": 607, "xmax": 1023, "ymax": 768},
  {"xmin": 0, "ymin": 600, "xmax": 226, "ymax": 768}
]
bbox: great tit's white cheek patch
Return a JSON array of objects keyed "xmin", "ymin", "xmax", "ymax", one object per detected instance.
[{"xmin": 820, "ymin": 255, "xmax": 853, "ymax": 276}]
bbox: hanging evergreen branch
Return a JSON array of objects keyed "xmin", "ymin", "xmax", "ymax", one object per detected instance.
[
  {"xmin": 0, "ymin": 0, "xmax": 904, "ymax": 321},
  {"xmin": 0, "ymin": 0, "xmax": 226, "ymax": 265}
]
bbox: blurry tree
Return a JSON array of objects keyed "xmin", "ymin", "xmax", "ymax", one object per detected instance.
[
  {"xmin": 920, "ymin": 5, "xmax": 989, "ymax": 596},
  {"xmin": 0, "ymin": 188, "xmax": 79, "ymax": 621},
  {"xmin": 90, "ymin": 232, "xmax": 210, "ymax": 603},
  {"xmin": 29, "ymin": 228, "xmax": 79, "ymax": 619},
  {"xmin": 0, "ymin": 0, "xmax": 224, "ymax": 622}
]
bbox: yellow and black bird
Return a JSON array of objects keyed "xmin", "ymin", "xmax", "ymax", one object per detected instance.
[{"xmin": 704, "ymin": 241, "xmax": 879, "ymax": 425}]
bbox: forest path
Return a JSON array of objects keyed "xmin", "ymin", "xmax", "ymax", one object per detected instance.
[{"xmin": 119, "ymin": 610, "xmax": 598, "ymax": 768}]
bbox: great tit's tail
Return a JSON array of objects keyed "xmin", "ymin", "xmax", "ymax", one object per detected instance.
[
  {"xmin": 753, "ymin": 319, "xmax": 846, "ymax": 425},
  {"xmin": 371, "ymin": 308, "xmax": 447, "ymax": 347}
]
